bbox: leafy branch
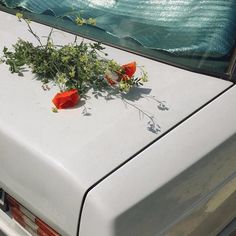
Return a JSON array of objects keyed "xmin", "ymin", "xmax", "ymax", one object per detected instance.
[
  {"xmin": 2, "ymin": 13, "xmax": 147, "ymax": 95},
  {"xmin": 0, "ymin": 13, "xmax": 167, "ymax": 134}
]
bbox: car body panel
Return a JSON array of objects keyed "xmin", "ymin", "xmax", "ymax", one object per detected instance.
[
  {"xmin": 0, "ymin": 11, "xmax": 233, "ymax": 236},
  {"xmin": 80, "ymin": 86, "xmax": 236, "ymax": 236}
]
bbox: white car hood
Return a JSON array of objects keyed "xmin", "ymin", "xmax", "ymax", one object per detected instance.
[{"xmin": 0, "ymin": 11, "xmax": 232, "ymax": 236}]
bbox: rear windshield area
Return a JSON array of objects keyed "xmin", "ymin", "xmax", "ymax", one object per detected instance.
[{"xmin": 1, "ymin": 0, "xmax": 236, "ymax": 78}]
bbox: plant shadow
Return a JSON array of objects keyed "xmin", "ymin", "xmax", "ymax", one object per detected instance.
[{"xmin": 81, "ymin": 85, "xmax": 170, "ymax": 134}]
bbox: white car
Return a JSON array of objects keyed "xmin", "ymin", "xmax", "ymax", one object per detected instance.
[{"xmin": 0, "ymin": 2, "xmax": 236, "ymax": 236}]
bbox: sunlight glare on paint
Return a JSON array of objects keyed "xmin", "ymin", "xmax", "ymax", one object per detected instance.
[{"xmin": 88, "ymin": 0, "xmax": 117, "ymax": 7}]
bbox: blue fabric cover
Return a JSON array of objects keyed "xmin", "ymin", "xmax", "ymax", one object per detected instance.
[{"xmin": 1, "ymin": 0, "xmax": 236, "ymax": 57}]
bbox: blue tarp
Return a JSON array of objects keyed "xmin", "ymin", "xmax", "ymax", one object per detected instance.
[{"xmin": 1, "ymin": 0, "xmax": 236, "ymax": 57}]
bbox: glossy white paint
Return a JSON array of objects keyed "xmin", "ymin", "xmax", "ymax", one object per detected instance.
[
  {"xmin": 80, "ymin": 86, "xmax": 236, "ymax": 236},
  {"xmin": 0, "ymin": 11, "xmax": 233, "ymax": 236}
]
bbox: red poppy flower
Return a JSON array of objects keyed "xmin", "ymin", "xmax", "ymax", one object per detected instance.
[
  {"xmin": 122, "ymin": 61, "xmax": 136, "ymax": 78},
  {"xmin": 52, "ymin": 89, "xmax": 80, "ymax": 109}
]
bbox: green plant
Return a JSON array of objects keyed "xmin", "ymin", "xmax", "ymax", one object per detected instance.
[
  {"xmin": 1, "ymin": 13, "xmax": 148, "ymax": 110},
  {"xmin": 0, "ymin": 13, "xmax": 167, "ymax": 134}
]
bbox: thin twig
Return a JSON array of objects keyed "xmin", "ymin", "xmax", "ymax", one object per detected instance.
[
  {"xmin": 46, "ymin": 28, "xmax": 54, "ymax": 49},
  {"xmin": 120, "ymin": 96, "xmax": 161, "ymax": 133},
  {"xmin": 24, "ymin": 19, "xmax": 43, "ymax": 47},
  {"xmin": 74, "ymin": 35, "xmax": 78, "ymax": 44}
]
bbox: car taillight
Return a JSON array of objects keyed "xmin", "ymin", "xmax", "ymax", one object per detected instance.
[{"xmin": 6, "ymin": 194, "xmax": 60, "ymax": 236}]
